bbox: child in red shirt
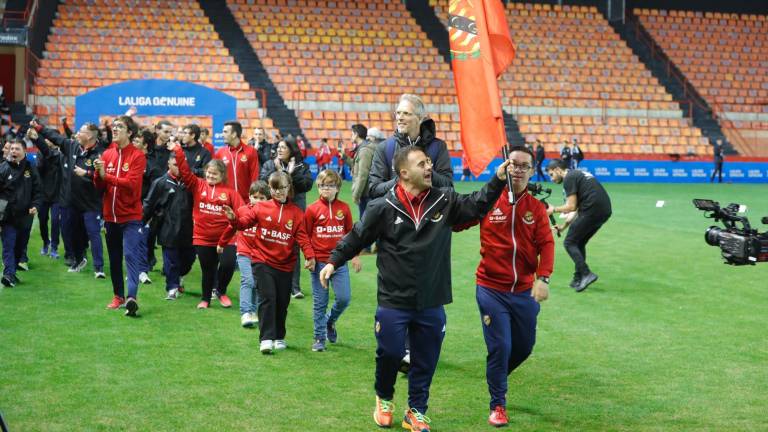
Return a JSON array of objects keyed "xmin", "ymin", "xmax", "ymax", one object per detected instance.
[
  {"xmin": 224, "ymin": 171, "xmax": 316, "ymax": 354},
  {"xmin": 304, "ymin": 170, "xmax": 360, "ymax": 352},
  {"xmin": 237, "ymin": 180, "xmax": 270, "ymax": 328}
]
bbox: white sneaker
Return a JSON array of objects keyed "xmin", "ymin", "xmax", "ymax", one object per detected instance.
[
  {"xmin": 241, "ymin": 313, "xmax": 256, "ymax": 328},
  {"xmin": 165, "ymin": 288, "xmax": 179, "ymax": 300},
  {"xmin": 139, "ymin": 272, "xmax": 152, "ymax": 284},
  {"xmin": 260, "ymin": 340, "xmax": 274, "ymax": 354},
  {"xmin": 94, "ymin": 271, "xmax": 106, "ymax": 279},
  {"xmin": 274, "ymin": 340, "xmax": 287, "ymax": 351},
  {"xmin": 67, "ymin": 258, "xmax": 87, "ymax": 273},
  {"xmin": 252, "ymin": 312, "xmax": 259, "ymax": 323}
]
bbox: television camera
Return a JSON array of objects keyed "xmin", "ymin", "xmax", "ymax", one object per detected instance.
[{"xmin": 692, "ymin": 199, "xmax": 768, "ymax": 265}]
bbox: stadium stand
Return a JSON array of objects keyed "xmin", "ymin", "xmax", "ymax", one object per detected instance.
[
  {"xmin": 29, "ymin": 0, "xmax": 272, "ymax": 133},
  {"xmin": 227, "ymin": 0, "xmax": 457, "ymax": 145},
  {"xmin": 432, "ymin": 1, "xmax": 710, "ymax": 155},
  {"xmin": 636, "ymin": 9, "xmax": 768, "ymax": 156}
]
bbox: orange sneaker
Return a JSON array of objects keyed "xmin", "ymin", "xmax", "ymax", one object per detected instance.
[
  {"xmin": 402, "ymin": 408, "xmax": 431, "ymax": 432},
  {"xmin": 197, "ymin": 301, "xmax": 210, "ymax": 309},
  {"xmin": 106, "ymin": 296, "xmax": 124, "ymax": 309},
  {"xmin": 373, "ymin": 396, "xmax": 394, "ymax": 428},
  {"xmin": 488, "ymin": 405, "xmax": 508, "ymax": 427},
  {"xmin": 218, "ymin": 294, "xmax": 232, "ymax": 308}
]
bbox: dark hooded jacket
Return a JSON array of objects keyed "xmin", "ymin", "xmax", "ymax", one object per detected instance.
[{"xmin": 367, "ymin": 118, "xmax": 453, "ymax": 199}]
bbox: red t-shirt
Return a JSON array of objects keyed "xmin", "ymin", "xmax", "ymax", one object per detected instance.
[
  {"xmin": 230, "ymin": 198, "xmax": 315, "ymax": 272},
  {"xmin": 174, "ymin": 146, "xmax": 243, "ymax": 247},
  {"xmin": 304, "ymin": 197, "xmax": 354, "ymax": 263}
]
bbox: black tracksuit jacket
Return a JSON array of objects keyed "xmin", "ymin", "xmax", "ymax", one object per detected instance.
[
  {"xmin": 142, "ymin": 172, "xmax": 193, "ymax": 248},
  {"xmin": 329, "ymin": 176, "xmax": 505, "ymax": 310}
]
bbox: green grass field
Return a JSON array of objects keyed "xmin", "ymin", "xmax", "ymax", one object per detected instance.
[{"xmin": 1, "ymin": 181, "xmax": 767, "ymax": 431}]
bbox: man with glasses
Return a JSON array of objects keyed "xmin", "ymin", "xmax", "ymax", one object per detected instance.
[
  {"xmin": 320, "ymin": 146, "xmax": 510, "ymax": 431},
  {"xmin": 546, "ymin": 159, "xmax": 612, "ymax": 292},
  {"xmin": 368, "ymin": 93, "xmax": 453, "ymax": 199},
  {"xmin": 94, "ymin": 116, "xmax": 147, "ymax": 316},
  {"xmin": 455, "ymin": 146, "xmax": 554, "ymax": 427}
]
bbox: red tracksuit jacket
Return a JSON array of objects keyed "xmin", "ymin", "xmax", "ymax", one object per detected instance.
[
  {"xmin": 174, "ymin": 146, "xmax": 243, "ymax": 247},
  {"xmin": 230, "ymin": 198, "xmax": 315, "ymax": 272},
  {"xmin": 214, "ymin": 142, "xmax": 260, "ymax": 201},
  {"xmin": 304, "ymin": 197, "xmax": 354, "ymax": 263},
  {"xmin": 471, "ymin": 189, "xmax": 555, "ymax": 293},
  {"xmin": 94, "ymin": 142, "xmax": 146, "ymax": 223}
]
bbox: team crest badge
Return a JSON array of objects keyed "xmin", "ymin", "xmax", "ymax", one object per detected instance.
[
  {"xmin": 483, "ymin": 315, "xmax": 491, "ymax": 326},
  {"xmin": 375, "ymin": 321, "xmax": 381, "ymax": 333},
  {"xmin": 222, "ymin": 157, "xmax": 229, "ymax": 164},
  {"xmin": 195, "ymin": 154, "xmax": 201, "ymax": 161},
  {"xmin": 122, "ymin": 163, "xmax": 130, "ymax": 172},
  {"xmin": 523, "ymin": 211, "xmax": 535, "ymax": 225},
  {"xmin": 85, "ymin": 159, "xmax": 93, "ymax": 167},
  {"xmin": 430, "ymin": 211, "xmax": 443, "ymax": 222},
  {"xmin": 335, "ymin": 210, "xmax": 344, "ymax": 220},
  {"xmin": 201, "ymin": 191, "xmax": 207, "ymax": 197},
  {"xmin": 449, "ymin": 0, "xmax": 481, "ymax": 60},
  {"xmin": 240, "ymin": 155, "xmax": 248, "ymax": 162},
  {"xmin": 24, "ymin": 170, "xmax": 31, "ymax": 178},
  {"xmin": 285, "ymin": 219, "xmax": 293, "ymax": 230},
  {"xmin": 219, "ymin": 192, "xmax": 228, "ymax": 201}
]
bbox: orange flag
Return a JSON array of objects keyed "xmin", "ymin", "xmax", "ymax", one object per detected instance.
[{"xmin": 449, "ymin": 0, "xmax": 515, "ymax": 176}]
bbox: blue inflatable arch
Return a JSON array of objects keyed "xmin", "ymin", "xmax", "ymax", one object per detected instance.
[{"xmin": 75, "ymin": 79, "xmax": 238, "ymax": 148}]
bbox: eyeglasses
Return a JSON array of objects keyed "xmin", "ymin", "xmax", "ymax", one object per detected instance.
[
  {"xmin": 318, "ymin": 184, "xmax": 338, "ymax": 189},
  {"xmin": 510, "ymin": 163, "xmax": 532, "ymax": 172},
  {"xmin": 112, "ymin": 123, "xmax": 126, "ymax": 130}
]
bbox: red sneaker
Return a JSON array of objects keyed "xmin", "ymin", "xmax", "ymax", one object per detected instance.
[
  {"xmin": 402, "ymin": 408, "xmax": 431, "ymax": 432},
  {"xmin": 488, "ymin": 405, "xmax": 508, "ymax": 427},
  {"xmin": 218, "ymin": 294, "xmax": 232, "ymax": 308},
  {"xmin": 197, "ymin": 301, "xmax": 210, "ymax": 309},
  {"xmin": 373, "ymin": 396, "xmax": 394, "ymax": 428},
  {"xmin": 106, "ymin": 296, "xmax": 124, "ymax": 309}
]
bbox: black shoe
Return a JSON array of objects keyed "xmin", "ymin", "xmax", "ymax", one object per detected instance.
[
  {"xmin": 125, "ymin": 297, "xmax": 139, "ymax": 317},
  {"xmin": 569, "ymin": 274, "xmax": 582, "ymax": 289},
  {"xmin": 11, "ymin": 274, "xmax": 20, "ymax": 285},
  {"xmin": 398, "ymin": 351, "xmax": 411, "ymax": 375},
  {"xmin": 575, "ymin": 272, "xmax": 598, "ymax": 292},
  {"xmin": 1, "ymin": 276, "xmax": 14, "ymax": 287}
]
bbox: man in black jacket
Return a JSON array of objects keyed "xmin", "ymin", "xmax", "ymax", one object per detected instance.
[
  {"xmin": 249, "ymin": 127, "xmax": 274, "ymax": 168},
  {"xmin": 32, "ymin": 135, "xmax": 64, "ymax": 258},
  {"xmin": 180, "ymin": 124, "xmax": 211, "ymax": 178},
  {"xmin": 0, "ymin": 140, "xmax": 43, "ymax": 287},
  {"xmin": 367, "ymin": 94, "xmax": 454, "ymax": 199},
  {"xmin": 31, "ymin": 120, "xmax": 104, "ymax": 276},
  {"xmin": 142, "ymin": 153, "xmax": 195, "ymax": 300},
  {"xmin": 319, "ymin": 146, "xmax": 510, "ymax": 431}
]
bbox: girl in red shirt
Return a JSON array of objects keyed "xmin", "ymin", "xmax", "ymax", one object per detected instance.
[
  {"xmin": 304, "ymin": 170, "xmax": 361, "ymax": 352},
  {"xmin": 167, "ymin": 141, "xmax": 243, "ymax": 309},
  {"xmin": 224, "ymin": 171, "xmax": 316, "ymax": 355}
]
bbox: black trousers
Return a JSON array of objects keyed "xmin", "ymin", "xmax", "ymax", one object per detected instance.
[
  {"xmin": 564, "ymin": 211, "xmax": 610, "ymax": 276},
  {"xmin": 195, "ymin": 245, "xmax": 236, "ymax": 301},
  {"xmin": 253, "ymin": 262, "xmax": 293, "ymax": 341},
  {"xmin": 710, "ymin": 161, "xmax": 723, "ymax": 183},
  {"xmin": 536, "ymin": 162, "xmax": 546, "ymax": 182}
]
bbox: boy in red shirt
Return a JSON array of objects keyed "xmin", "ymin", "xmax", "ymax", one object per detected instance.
[
  {"xmin": 224, "ymin": 171, "xmax": 316, "ymax": 354},
  {"xmin": 305, "ymin": 170, "xmax": 361, "ymax": 352},
  {"xmin": 237, "ymin": 180, "xmax": 270, "ymax": 328},
  {"xmin": 93, "ymin": 115, "xmax": 146, "ymax": 316}
]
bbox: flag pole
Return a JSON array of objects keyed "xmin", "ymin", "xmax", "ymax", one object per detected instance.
[{"xmin": 501, "ymin": 145, "xmax": 516, "ymax": 205}]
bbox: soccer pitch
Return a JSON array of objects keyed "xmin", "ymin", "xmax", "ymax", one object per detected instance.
[{"xmin": 1, "ymin": 181, "xmax": 766, "ymax": 431}]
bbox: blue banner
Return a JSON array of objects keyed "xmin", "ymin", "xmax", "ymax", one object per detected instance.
[
  {"xmin": 75, "ymin": 79, "xmax": 237, "ymax": 148},
  {"xmin": 453, "ymin": 158, "xmax": 768, "ymax": 183}
]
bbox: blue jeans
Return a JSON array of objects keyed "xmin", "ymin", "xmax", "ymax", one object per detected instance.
[
  {"xmin": 237, "ymin": 254, "xmax": 258, "ymax": 314},
  {"xmin": 162, "ymin": 246, "xmax": 196, "ymax": 291},
  {"xmin": 476, "ymin": 285, "xmax": 540, "ymax": 410},
  {"xmin": 374, "ymin": 305, "xmax": 446, "ymax": 414},
  {"xmin": 310, "ymin": 262, "xmax": 351, "ymax": 339},
  {"xmin": 104, "ymin": 221, "xmax": 144, "ymax": 299}
]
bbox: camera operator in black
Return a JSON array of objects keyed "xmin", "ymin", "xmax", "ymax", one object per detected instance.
[
  {"xmin": 546, "ymin": 159, "xmax": 611, "ymax": 292},
  {"xmin": 710, "ymin": 139, "xmax": 724, "ymax": 183}
]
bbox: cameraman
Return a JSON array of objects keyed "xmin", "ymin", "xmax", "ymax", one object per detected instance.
[{"xmin": 546, "ymin": 159, "xmax": 611, "ymax": 292}]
